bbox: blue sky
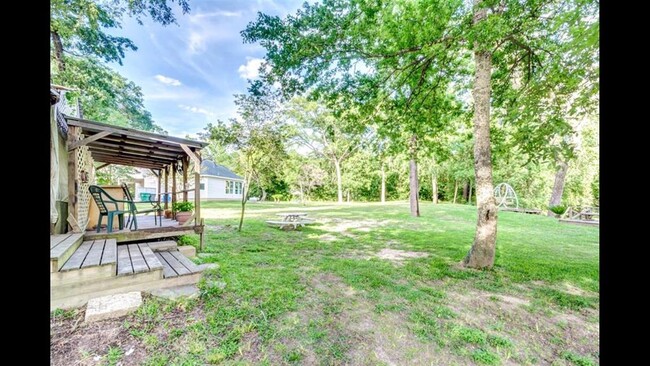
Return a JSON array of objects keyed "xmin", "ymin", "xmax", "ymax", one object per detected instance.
[{"xmin": 106, "ymin": 0, "xmax": 307, "ymax": 138}]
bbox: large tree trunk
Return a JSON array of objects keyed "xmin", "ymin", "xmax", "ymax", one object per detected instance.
[
  {"xmin": 334, "ymin": 159, "xmax": 343, "ymax": 203},
  {"xmin": 547, "ymin": 160, "xmax": 569, "ymax": 216},
  {"xmin": 409, "ymin": 135, "xmax": 420, "ymax": 217},
  {"xmin": 463, "ymin": 181, "xmax": 469, "ymax": 202},
  {"xmin": 51, "ymin": 30, "xmax": 65, "ymax": 72},
  {"xmin": 432, "ymin": 173, "xmax": 438, "ymax": 204},
  {"xmin": 381, "ymin": 163, "xmax": 386, "ymax": 204},
  {"xmin": 463, "ymin": 0, "xmax": 498, "ymax": 269},
  {"xmin": 260, "ymin": 187, "xmax": 267, "ymax": 202}
]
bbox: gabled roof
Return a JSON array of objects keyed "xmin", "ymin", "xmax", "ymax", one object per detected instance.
[{"xmin": 201, "ymin": 160, "xmax": 243, "ymax": 180}]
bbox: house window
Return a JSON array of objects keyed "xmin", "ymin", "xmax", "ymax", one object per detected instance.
[
  {"xmin": 200, "ymin": 183, "xmax": 205, "ymax": 190},
  {"xmin": 226, "ymin": 181, "xmax": 243, "ymax": 194}
]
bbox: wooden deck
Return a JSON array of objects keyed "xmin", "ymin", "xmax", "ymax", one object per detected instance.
[
  {"xmin": 83, "ymin": 215, "xmax": 203, "ymax": 243},
  {"xmin": 51, "ymin": 236, "xmax": 205, "ymax": 310}
]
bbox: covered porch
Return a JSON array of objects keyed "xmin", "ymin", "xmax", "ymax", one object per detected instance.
[
  {"xmin": 51, "ymin": 113, "xmax": 210, "ymax": 310},
  {"xmin": 64, "ymin": 116, "xmax": 208, "ymax": 247}
]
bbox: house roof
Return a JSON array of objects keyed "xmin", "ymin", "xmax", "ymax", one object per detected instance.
[{"xmin": 201, "ymin": 160, "xmax": 243, "ymax": 180}]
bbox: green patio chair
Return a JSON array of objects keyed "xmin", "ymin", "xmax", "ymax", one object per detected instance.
[
  {"xmin": 121, "ymin": 183, "xmax": 163, "ymax": 229},
  {"xmin": 88, "ymin": 185, "xmax": 137, "ymax": 233}
]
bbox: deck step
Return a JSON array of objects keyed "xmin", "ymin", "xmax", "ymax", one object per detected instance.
[
  {"xmin": 50, "ymin": 233, "xmax": 85, "ymax": 272},
  {"xmin": 51, "ymin": 239, "xmax": 118, "ymax": 286},
  {"xmin": 154, "ymin": 250, "xmax": 203, "ymax": 279},
  {"xmin": 117, "ymin": 244, "xmax": 164, "ymax": 276}
]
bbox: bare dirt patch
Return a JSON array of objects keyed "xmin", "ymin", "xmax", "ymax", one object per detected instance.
[
  {"xmin": 446, "ymin": 287, "xmax": 599, "ymax": 365},
  {"xmin": 260, "ymin": 272, "xmax": 465, "ymax": 365},
  {"xmin": 318, "ymin": 218, "xmax": 395, "ymax": 238},
  {"xmin": 50, "ymin": 302, "xmax": 206, "ymax": 366},
  {"xmin": 376, "ymin": 248, "xmax": 429, "ymax": 264}
]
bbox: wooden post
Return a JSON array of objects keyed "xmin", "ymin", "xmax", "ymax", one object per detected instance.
[
  {"xmin": 171, "ymin": 162, "xmax": 177, "ymax": 212},
  {"xmin": 67, "ymin": 126, "xmax": 80, "ymax": 232},
  {"xmin": 182, "ymin": 156, "xmax": 189, "ymax": 202},
  {"xmin": 164, "ymin": 166, "xmax": 169, "ymax": 210},
  {"xmin": 194, "ymin": 152, "xmax": 201, "ymax": 227},
  {"xmin": 157, "ymin": 169, "xmax": 162, "ymax": 207}
]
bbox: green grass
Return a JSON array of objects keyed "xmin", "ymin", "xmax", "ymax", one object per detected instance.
[{"xmin": 55, "ymin": 200, "xmax": 599, "ymax": 365}]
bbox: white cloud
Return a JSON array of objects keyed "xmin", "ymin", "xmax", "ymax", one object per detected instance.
[
  {"xmin": 238, "ymin": 57, "xmax": 265, "ymax": 79},
  {"xmin": 154, "ymin": 74, "xmax": 182, "ymax": 86},
  {"xmin": 192, "ymin": 10, "xmax": 242, "ymax": 18},
  {"xmin": 178, "ymin": 104, "xmax": 215, "ymax": 117}
]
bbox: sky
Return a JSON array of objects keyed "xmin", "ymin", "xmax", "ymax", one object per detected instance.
[{"xmin": 106, "ymin": 0, "xmax": 307, "ymax": 138}]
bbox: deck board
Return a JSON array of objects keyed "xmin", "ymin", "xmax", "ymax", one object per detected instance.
[
  {"xmin": 81, "ymin": 240, "xmax": 105, "ymax": 268},
  {"xmin": 139, "ymin": 244, "xmax": 163, "ymax": 270},
  {"xmin": 50, "ymin": 233, "xmax": 84, "ymax": 259},
  {"xmin": 154, "ymin": 252, "xmax": 178, "ymax": 278},
  {"xmin": 60, "ymin": 241, "xmax": 93, "ymax": 271},
  {"xmin": 50, "ymin": 233, "xmax": 73, "ymax": 250},
  {"xmin": 159, "ymin": 251, "xmax": 191, "ymax": 276},
  {"xmin": 117, "ymin": 245, "xmax": 133, "ymax": 275},
  {"xmin": 101, "ymin": 239, "xmax": 117, "ymax": 265},
  {"xmin": 169, "ymin": 250, "xmax": 200, "ymax": 273},
  {"xmin": 128, "ymin": 244, "xmax": 149, "ymax": 273}
]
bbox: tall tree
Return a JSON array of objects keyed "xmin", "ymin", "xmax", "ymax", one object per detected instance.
[
  {"xmin": 206, "ymin": 93, "xmax": 288, "ymax": 231},
  {"xmin": 50, "ymin": 0, "xmax": 191, "ymax": 131},
  {"xmin": 283, "ymin": 97, "xmax": 364, "ymax": 203}
]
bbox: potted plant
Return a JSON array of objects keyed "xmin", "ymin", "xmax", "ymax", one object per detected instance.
[
  {"xmin": 164, "ymin": 209, "xmax": 173, "ymax": 219},
  {"xmin": 173, "ymin": 201, "xmax": 194, "ymax": 225}
]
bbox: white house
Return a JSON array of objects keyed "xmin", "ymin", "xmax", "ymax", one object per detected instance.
[
  {"xmin": 134, "ymin": 160, "xmax": 244, "ymax": 201},
  {"xmin": 189, "ymin": 160, "xmax": 244, "ymax": 200}
]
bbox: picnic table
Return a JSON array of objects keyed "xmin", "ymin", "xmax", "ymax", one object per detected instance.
[
  {"xmin": 267, "ymin": 212, "xmax": 313, "ymax": 230},
  {"xmin": 276, "ymin": 212, "xmax": 308, "ymax": 221}
]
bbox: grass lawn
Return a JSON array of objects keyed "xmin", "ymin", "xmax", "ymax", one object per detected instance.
[{"xmin": 50, "ymin": 201, "xmax": 599, "ymax": 366}]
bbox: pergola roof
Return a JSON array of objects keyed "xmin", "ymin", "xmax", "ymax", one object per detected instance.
[{"xmin": 65, "ymin": 116, "xmax": 207, "ymax": 170}]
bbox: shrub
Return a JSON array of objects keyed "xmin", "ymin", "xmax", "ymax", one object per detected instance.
[
  {"xmin": 172, "ymin": 201, "xmax": 194, "ymax": 212},
  {"xmin": 549, "ymin": 204, "xmax": 567, "ymax": 215}
]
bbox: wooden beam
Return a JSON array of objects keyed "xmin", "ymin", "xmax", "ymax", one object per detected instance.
[
  {"xmin": 67, "ymin": 213, "xmax": 81, "ymax": 232},
  {"xmin": 157, "ymin": 171, "xmax": 162, "ymax": 208},
  {"xmin": 91, "ymin": 156, "xmax": 163, "ymax": 170},
  {"xmin": 164, "ymin": 166, "xmax": 169, "ymax": 211},
  {"xmin": 182, "ymin": 156, "xmax": 189, "ymax": 202},
  {"xmin": 194, "ymin": 171, "xmax": 201, "ymax": 227},
  {"xmin": 87, "ymin": 140, "xmax": 183, "ymax": 158},
  {"xmin": 88, "ymin": 146, "xmax": 178, "ymax": 163},
  {"xmin": 68, "ymin": 131, "xmax": 112, "ymax": 151},
  {"xmin": 90, "ymin": 152, "xmax": 169, "ymax": 165},
  {"xmin": 180, "ymin": 144, "xmax": 202, "ymax": 173},
  {"xmin": 66, "ymin": 116, "xmax": 207, "ymax": 148},
  {"xmin": 149, "ymin": 169, "xmax": 159, "ymax": 178},
  {"xmin": 67, "ymin": 126, "xmax": 80, "ymax": 232},
  {"xmin": 99, "ymin": 136, "xmax": 187, "ymax": 153},
  {"xmin": 172, "ymin": 162, "xmax": 177, "ymax": 212},
  {"xmin": 95, "ymin": 163, "xmax": 111, "ymax": 171}
]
